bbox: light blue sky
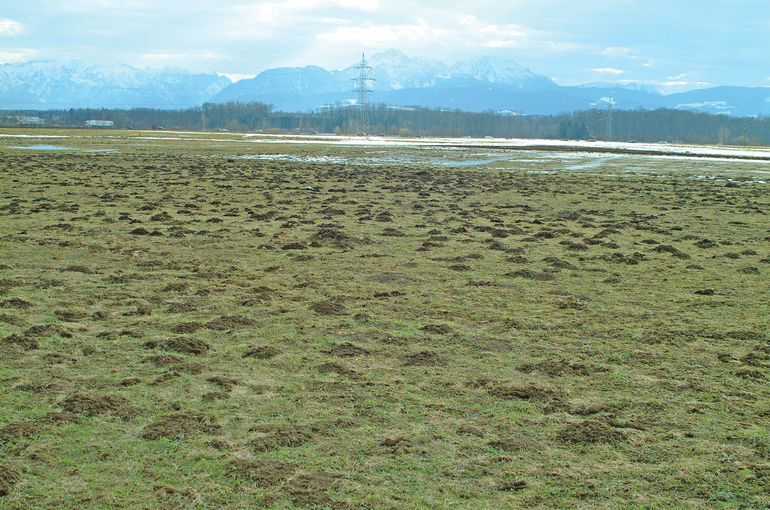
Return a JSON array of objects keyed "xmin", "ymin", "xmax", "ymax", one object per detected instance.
[{"xmin": 2, "ymin": 0, "xmax": 769, "ymax": 92}]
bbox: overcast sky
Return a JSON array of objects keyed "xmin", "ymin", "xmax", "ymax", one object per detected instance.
[{"xmin": 2, "ymin": 0, "xmax": 769, "ymax": 92}]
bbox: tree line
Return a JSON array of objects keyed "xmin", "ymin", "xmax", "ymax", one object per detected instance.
[{"xmin": 2, "ymin": 102, "xmax": 769, "ymax": 146}]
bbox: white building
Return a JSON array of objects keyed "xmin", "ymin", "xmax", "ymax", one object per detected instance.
[
  {"xmin": 18, "ymin": 116, "xmax": 42, "ymax": 126},
  {"xmin": 85, "ymin": 120, "xmax": 114, "ymax": 128}
]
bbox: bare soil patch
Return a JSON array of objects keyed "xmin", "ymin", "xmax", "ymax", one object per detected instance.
[{"xmin": 142, "ymin": 413, "xmax": 220, "ymax": 440}]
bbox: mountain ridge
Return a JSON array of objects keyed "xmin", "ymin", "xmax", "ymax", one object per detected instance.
[{"xmin": 2, "ymin": 51, "xmax": 769, "ymax": 117}]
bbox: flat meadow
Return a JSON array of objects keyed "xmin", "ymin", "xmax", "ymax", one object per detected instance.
[{"xmin": 1, "ymin": 129, "xmax": 768, "ymax": 508}]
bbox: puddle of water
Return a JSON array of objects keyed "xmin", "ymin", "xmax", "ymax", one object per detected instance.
[
  {"xmin": 8, "ymin": 145, "xmax": 115, "ymax": 153},
  {"xmin": 238, "ymin": 154, "xmax": 348, "ymax": 164},
  {"xmin": 441, "ymin": 157, "xmax": 512, "ymax": 167}
]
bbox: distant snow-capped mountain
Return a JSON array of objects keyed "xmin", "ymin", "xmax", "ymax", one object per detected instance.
[
  {"xmin": 443, "ymin": 56, "xmax": 555, "ymax": 88},
  {"xmin": 209, "ymin": 49, "xmax": 556, "ymax": 107},
  {"xmin": 0, "ymin": 60, "xmax": 231, "ymax": 109},
  {"xmin": 2, "ymin": 51, "xmax": 769, "ymax": 116}
]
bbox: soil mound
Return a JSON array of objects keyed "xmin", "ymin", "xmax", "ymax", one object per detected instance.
[
  {"xmin": 170, "ymin": 322, "xmax": 203, "ymax": 334},
  {"xmin": 24, "ymin": 324, "xmax": 71, "ymax": 338},
  {"xmin": 145, "ymin": 337, "xmax": 211, "ymax": 355},
  {"xmin": 207, "ymin": 376, "xmax": 238, "ymax": 390},
  {"xmin": 63, "ymin": 265, "xmax": 94, "ymax": 274},
  {"xmin": 558, "ymin": 418, "xmax": 627, "ymax": 444},
  {"xmin": 542, "ymin": 257, "xmax": 577, "ymax": 270},
  {"xmin": 420, "ymin": 323, "xmax": 451, "ymax": 335},
  {"xmin": 248, "ymin": 427, "xmax": 311, "ymax": 452},
  {"xmin": 652, "ymin": 244, "xmax": 690, "ymax": 259},
  {"xmin": 310, "ymin": 227, "xmax": 370, "ymax": 250},
  {"xmin": 403, "ymin": 350, "xmax": 441, "ymax": 366},
  {"xmin": 381, "ymin": 437, "xmax": 413, "ymax": 454},
  {"xmin": 2, "ymin": 333, "xmax": 38, "ymax": 350},
  {"xmin": 311, "ymin": 298, "xmax": 347, "ymax": 316},
  {"xmin": 0, "ymin": 421, "xmax": 40, "ymax": 442},
  {"xmin": 142, "ymin": 413, "xmax": 220, "ymax": 440},
  {"xmin": 328, "ymin": 342, "xmax": 369, "ymax": 357},
  {"xmin": 381, "ymin": 227, "xmax": 406, "ymax": 236},
  {"xmin": 243, "ymin": 345, "xmax": 281, "ymax": 359},
  {"xmin": 284, "ymin": 472, "xmax": 343, "ymax": 508},
  {"xmin": 230, "ymin": 459, "xmax": 294, "ymax": 486},
  {"xmin": 61, "ymin": 393, "xmax": 133, "ymax": 418},
  {"xmin": 0, "ymin": 465, "xmax": 21, "ymax": 497},
  {"xmin": 505, "ymin": 269, "xmax": 556, "ymax": 281},
  {"xmin": 1, "ymin": 298, "xmax": 33, "ymax": 309},
  {"xmin": 206, "ymin": 315, "xmax": 256, "ymax": 330}
]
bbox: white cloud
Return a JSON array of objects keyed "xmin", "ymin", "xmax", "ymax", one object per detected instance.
[
  {"xmin": 600, "ymin": 47, "xmax": 632, "ymax": 58},
  {"xmin": 592, "ymin": 67, "xmax": 624, "ymax": 74},
  {"xmin": 0, "ymin": 18, "xmax": 23, "ymax": 36},
  {"xmin": 0, "ymin": 49, "xmax": 37, "ymax": 63},
  {"xmin": 318, "ymin": 20, "xmax": 449, "ymax": 45},
  {"xmin": 247, "ymin": 0, "xmax": 379, "ymax": 23},
  {"xmin": 484, "ymin": 40, "xmax": 521, "ymax": 48}
]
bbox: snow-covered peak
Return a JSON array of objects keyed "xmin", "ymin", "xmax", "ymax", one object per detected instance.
[
  {"xmin": 447, "ymin": 56, "xmax": 550, "ymax": 86},
  {"xmin": 0, "ymin": 59, "xmax": 231, "ymax": 109},
  {"xmin": 353, "ymin": 49, "xmax": 447, "ymax": 90}
]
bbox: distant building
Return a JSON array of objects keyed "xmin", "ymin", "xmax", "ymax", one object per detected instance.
[
  {"xmin": 18, "ymin": 116, "xmax": 42, "ymax": 126},
  {"xmin": 85, "ymin": 120, "xmax": 114, "ymax": 128}
]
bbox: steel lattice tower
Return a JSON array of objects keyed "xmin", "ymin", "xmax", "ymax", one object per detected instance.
[{"xmin": 352, "ymin": 53, "xmax": 374, "ymax": 134}]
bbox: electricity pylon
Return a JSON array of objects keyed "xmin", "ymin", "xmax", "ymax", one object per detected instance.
[{"xmin": 352, "ymin": 53, "xmax": 374, "ymax": 135}]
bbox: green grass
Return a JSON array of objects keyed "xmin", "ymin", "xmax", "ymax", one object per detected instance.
[{"xmin": 0, "ymin": 128, "xmax": 768, "ymax": 508}]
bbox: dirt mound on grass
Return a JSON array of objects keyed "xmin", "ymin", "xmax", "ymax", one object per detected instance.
[
  {"xmin": 144, "ymin": 337, "xmax": 211, "ymax": 355},
  {"xmin": 327, "ymin": 342, "xmax": 369, "ymax": 357},
  {"xmin": 284, "ymin": 472, "xmax": 344, "ymax": 508},
  {"xmin": 403, "ymin": 350, "xmax": 441, "ymax": 366},
  {"xmin": 0, "ymin": 421, "xmax": 40, "ymax": 442},
  {"xmin": 142, "ymin": 413, "xmax": 220, "ymax": 440},
  {"xmin": 54, "ymin": 309, "xmax": 88, "ymax": 321},
  {"xmin": 311, "ymin": 298, "xmax": 347, "ymax": 316},
  {"xmin": 0, "ymin": 465, "xmax": 21, "ymax": 497},
  {"xmin": 61, "ymin": 393, "xmax": 135, "ymax": 418},
  {"xmin": 170, "ymin": 322, "xmax": 203, "ymax": 333},
  {"xmin": 230, "ymin": 459, "xmax": 295, "ymax": 486},
  {"xmin": 381, "ymin": 436, "xmax": 413, "ymax": 454},
  {"xmin": 63, "ymin": 264, "xmax": 94, "ymax": 274},
  {"xmin": 558, "ymin": 418, "xmax": 627, "ymax": 444},
  {"xmin": 505, "ymin": 269, "xmax": 556, "ymax": 281},
  {"xmin": 652, "ymin": 244, "xmax": 690, "ymax": 259},
  {"xmin": 420, "ymin": 323, "xmax": 451, "ymax": 335},
  {"xmin": 2, "ymin": 333, "xmax": 38, "ymax": 350},
  {"xmin": 243, "ymin": 345, "xmax": 281, "ymax": 359},
  {"xmin": 310, "ymin": 226, "xmax": 370, "ymax": 250},
  {"xmin": 207, "ymin": 376, "xmax": 238, "ymax": 390},
  {"xmin": 1, "ymin": 298, "xmax": 33, "ymax": 309},
  {"xmin": 205, "ymin": 315, "xmax": 256, "ymax": 330},
  {"xmin": 248, "ymin": 427, "xmax": 312, "ymax": 452},
  {"xmin": 24, "ymin": 324, "xmax": 72, "ymax": 338}
]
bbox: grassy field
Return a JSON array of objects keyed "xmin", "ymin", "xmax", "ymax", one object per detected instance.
[{"xmin": 1, "ymin": 129, "xmax": 768, "ymax": 508}]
